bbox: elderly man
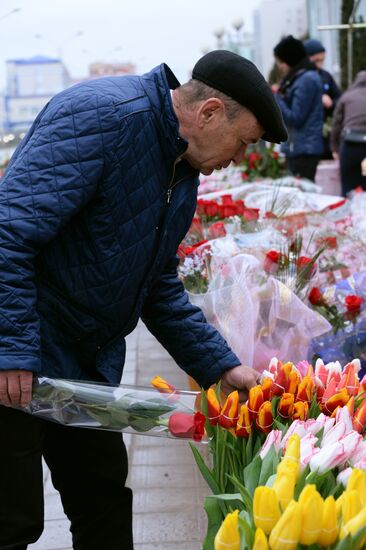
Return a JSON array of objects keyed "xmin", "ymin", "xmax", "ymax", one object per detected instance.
[{"xmin": 0, "ymin": 50, "xmax": 286, "ymax": 549}]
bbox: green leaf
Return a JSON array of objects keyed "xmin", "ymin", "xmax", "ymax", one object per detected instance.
[
  {"xmin": 126, "ymin": 398, "xmax": 175, "ymax": 418},
  {"xmin": 333, "ymin": 534, "xmax": 354, "ymax": 550},
  {"xmin": 245, "ymin": 432, "xmax": 254, "ymax": 464},
  {"xmin": 206, "ymin": 493, "xmax": 243, "ymax": 502},
  {"xmin": 189, "ymin": 443, "xmax": 221, "ymax": 494},
  {"xmin": 265, "ymin": 473, "xmax": 277, "ymax": 488},
  {"xmin": 352, "ymin": 523, "xmax": 366, "ymax": 548},
  {"xmin": 202, "ymin": 496, "xmax": 225, "ymax": 550},
  {"xmin": 238, "ymin": 513, "xmax": 254, "ymax": 549},
  {"xmin": 227, "ymin": 474, "xmax": 253, "ymax": 513},
  {"xmin": 258, "ymin": 446, "xmax": 280, "ymax": 486},
  {"xmin": 200, "ymin": 389, "xmax": 214, "ymax": 439},
  {"xmin": 243, "ymin": 455, "xmax": 262, "ymax": 496},
  {"xmin": 128, "ymin": 416, "xmax": 157, "ymax": 432},
  {"xmin": 86, "ymin": 408, "xmax": 125, "ymax": 430},
  {"xmin": 294, "ymin": 464, "xmax": 310, "ymax": 499}
]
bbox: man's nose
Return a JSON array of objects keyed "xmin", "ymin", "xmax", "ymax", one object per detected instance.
[{"xmin": 232, "ymin": 145, "xmax": 247, "ymax": 165}]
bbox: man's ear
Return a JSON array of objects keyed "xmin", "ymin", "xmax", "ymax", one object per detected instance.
[{"xmin": 196, "ymin": 98, "xmax": 224, "ymax": 128}]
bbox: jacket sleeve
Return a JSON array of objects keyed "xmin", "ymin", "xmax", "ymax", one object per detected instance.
[
  {"xmin": 0, "ymin": 95, "xmax": 119, "ymax": 372},
  {"xmin": 276, "ymin": 75, "xmax": 321, "ymax": 128},
  {"xmin": 330, "ymin": 98, "xmax": 345, "ymax": 152},
  {"xmin": 141, "ymin": 255, "xmax": 240, "ymax": 389}
]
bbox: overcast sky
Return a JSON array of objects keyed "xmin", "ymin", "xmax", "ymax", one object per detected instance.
[{"xmin": 0, "ymin": 0, "xmax": 262, "ymax": 88}]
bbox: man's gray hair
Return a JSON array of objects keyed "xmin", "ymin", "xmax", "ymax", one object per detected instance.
[{"xmin": 178, "ymin": 79, "xmax": 244, "ymax": 121}]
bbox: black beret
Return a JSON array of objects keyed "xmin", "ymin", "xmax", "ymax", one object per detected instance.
[
  {"xmin": 191, "ymin": 50, "xmax": 287, "ymax": 144},
  {"xmin": 274, "ymin": 35, "xmax": 307, "ymax": 67}
]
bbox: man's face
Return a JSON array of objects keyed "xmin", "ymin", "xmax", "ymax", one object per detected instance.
[
  {"xmin": 276, "ymin": 58, "xmax": 291, "ymax": 76},
  {"xmin": 310, "ymin": 52, "xmax": 325, "ymax": 70},
  {"xmin": 182, "ymin": 102, "xmax": 264, "ymax": 176}
]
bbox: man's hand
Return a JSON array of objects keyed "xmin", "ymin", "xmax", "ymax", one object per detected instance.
[
  {"xmin": 220, "ymin": 365, "xmax": 260, "ymax": 401},
  {"xmin": 332, "ymin": 151, "xmax": 339, "ymax": 161},
  {"xmin": 0, "ymin": 370, "xmax": 33, "ymax": 407}
]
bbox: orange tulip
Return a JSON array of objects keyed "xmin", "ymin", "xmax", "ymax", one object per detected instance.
[
  {"xmin": 218, "ymin": 390, "xmax": 239, "ymax": 429},
  {"xmin": 248, "ymin": 385, "xmax": 264, "ymax": 418},
  {"xmin": 261, "ymin": 377, "xmax": 273, "ymax": 401},
  {"xmin": 286, "ymin": 370, "xmax": 300, "ymax": 395},
  {"xmin": 296, "ymin": 375, "xmax": 313, "ymax": 403},
  {"xmin": 151, "ymin": 375, "xmax": 178, "ymax": 401},
  {"xmin": 272, "ymin": 362, "xmax": 293, "ymax": 396},
  {"xmin": 353, "ymin": 400, "xmax": 366, "ymax": 433},
  {"xmin": 206, "ymin": 388, "xmax": 221, "ymax": 426},
  {"xmin": 292, "ymin": 400, "xmax": 309, "ymax": 421},
  {"xmin": 236, "ymin": 404, "xmax": 252, "ymax": 437},
  {"xmin": 323, "ymin": 388, "xmax": 349, "ymax": 415},
  {"xmin": 256, "ymin": 401, "xmax": 273, "ymax": 433},
  {"xmin": 278, "ymin": 393, "xmax": 294, "ymax": 418},
  {"xmin": 347, "ymin": 396, "xmax": 355, "ymax": 416}
]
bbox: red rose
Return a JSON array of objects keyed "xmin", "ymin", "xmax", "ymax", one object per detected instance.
[
  {"xmin": 322, "ymin": 236, "xmax": 337, "ymax": 249},
  {"xmin": 241, "ymin": 172, "xmax": 249, "ymax": 181},
  {"xmin": 297, "ymin": 256, "xmax": 317, "ymax": 277},
  {"xmin": 242, "ymin": 208, "xmax": 259, "ymax": 221},
  {"xmin": 235, "ymin": 199, "xmax": 245, "ymax": 215},
  {"xmin": 222, "ymin": 204, "xmax": 238, "ymax": 218},
  {"xmin": 168, "ymin": 411, "xmax": 206, "ymax": 441},
  {"xmin": 272, "ymin": 151, "xmax": 279, "ymax": 160},
  {"xmin": 221, "ymin": 194, "xmax": 233, "ymax": 205},
  {"xmin": 205, "ymin": 202, "xmax": 219, "ymax": 217},
  {"xmin": 208, "ymin": 221, "xmax": 226, "ymax": 239},
  {"xmin": 264, "ymin": 250, "xmax": 282, "ymax": 274},
  {"xmin": 308, "ymin": 287, "xmax": 323, "ymax": 306},
  {"xmin": 345, "ymin": 295, "xmax": 363, "ymax": 313}
]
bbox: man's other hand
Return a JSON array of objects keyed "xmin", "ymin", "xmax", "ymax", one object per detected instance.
[
  {"xmin": 220, "ymin": 365, "xmax": 260, "ymax": 401},
  {"xmin": 0, "ymin": 370, "xmax": 33, "ymax": 407}
]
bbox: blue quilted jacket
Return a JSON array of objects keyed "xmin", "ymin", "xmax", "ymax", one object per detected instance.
[
  {"xmin": 0, "ymin": 64, "xmax": 240, "ymax": 388},
  {"xmin": 276, "ymin": 69, "xmax": 324, "ymax": 158}
]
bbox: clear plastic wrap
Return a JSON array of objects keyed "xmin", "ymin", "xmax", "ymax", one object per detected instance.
[
  {"xmin": 19, "ymin": 377, "xmax": 206, "ymax": 442},
  {"xmin": 188, "ymin": 254, "xmax": 331, "ymax": 372}
]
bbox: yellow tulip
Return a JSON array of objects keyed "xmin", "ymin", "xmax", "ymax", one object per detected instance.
[
  {"xmin": 340, "ymin": 506, "xmax": 366, "ymax": 549},
  {"xmin": 277, "ymin": 434, "xmax": 300, "ymax": 480},
  {"xmin": 214, "ymin": 510, "xmax": 240, "ymax": 550},
  {"xmin": 336, "ymin": 493, "xmax": 344, "ymax": 517},
  {"xmin": 253, "ymin": 486, "xmax": 281, "ymax": 535},
  {"xmin": 269, "ymin": 500, "xmax": 302, "ymax": 550},
  {"xmin": 318, "ymin": 496, "xmax": 339, "ymax": 547},
  {"xmin": 253, "ymin": 528, "xmax": 269, "ymax": 550},
  {"xmin": 341, "ymin": 489, "xmax": 362, "ymax": 524},
  {"xmin": 347, "ymin": 468, "xmax": 366, "ymax": 505},
  {"xmin": 298, "ymin": 484, "xmax": 323, "ymax": 545},
  {"xmin": 273, "ymin": 471, "xmax": 296, "ymax": 511}
]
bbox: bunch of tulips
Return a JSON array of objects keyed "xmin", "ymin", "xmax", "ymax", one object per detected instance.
[{"xmin": 214, "ymin": 434, "xmax": 366, "ymax": 549}]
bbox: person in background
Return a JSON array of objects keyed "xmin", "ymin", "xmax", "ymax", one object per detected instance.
[
  {"xmin": 330, "ymin": 70, "xmax": 366, "ymax": 195},
  {"xmin": 273, "ymin": 35, "xmax": 323, "ymax": 181},
  {"xmin": 304, "ymin": 38, "xmax": 342, "ymax": 159}
]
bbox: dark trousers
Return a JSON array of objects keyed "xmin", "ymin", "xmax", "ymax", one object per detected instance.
[
  {"xmin": 0, "ymin": 406, "xmax": 133, "ymax": 550},
  {"xmin": 339, "ymin": 140, "xmax": 366, "ymax": 196},
  {"xmin": 287, "ymin": 155, "xmax": 321, "ymax": 182}
]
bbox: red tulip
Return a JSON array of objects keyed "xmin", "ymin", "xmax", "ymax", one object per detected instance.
[
  {"xmin": 248, "ymin": 385, "xmax": 264, "ymax": 419},
  {"xmin": 272, "ymin": 362, "xmax": 293, "ymax": 396},
  {"xmin": 169, "ymin": 411, "xmax": 206, "ymax": 441},
  {"xmin": 236, "ymin": 404, "xmax": 252, "ymax": 437},
  {"xmin": 286, "ymin": 370, "xmax": 301, "ymax": 395},
  {"xmin": 323, "ymin": 388, "xmax": 350, "ymax": 415},
  {"xmin": 261, "ymin": 377, "xmax": 273, "ymax": 401},
  {"xmin": 256, "ymin": 401, "xmax": 273, "ymax": 433},
  {"xmin": 278, "ymin": 393, "xmax": 294, "ymax": 418},
  {"xmin": 296, "ymin": 375, "xmax": 313, "ymax": 403},
  {"xmin": 218, "ymin": 391, "xmax": 239, "ymax": 429},
  {"xmin": 292, "ymin": 401, "xmax": 309, "ymax": 421},
  {"xmin": 206, "ymin": 388, "xmax": 221, "ymax": 426},
  {"xmin": 353, "ymin": 401, "xmax": 366, "ymax": 433}
]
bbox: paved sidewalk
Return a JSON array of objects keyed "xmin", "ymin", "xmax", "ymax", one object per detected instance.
[{"xmin": 29, "ymin": 324, "xmax": 208, "ymax": 549}]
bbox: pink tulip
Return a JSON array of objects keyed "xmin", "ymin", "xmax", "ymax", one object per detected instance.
[
  {"xmin": 315, "ymin": 358, "xmax": 328, "ymax": 386},
  {"xmin": 297, "ymin": 360, "xmax": 312, "ymax": 378},
  {"xmin": 349, "ymin": 440, "xmax": 366, "ymax": 466},
  {"xmin": 309, "ymin": 441, "xmax": 348, "ymax": 473},
  {"xmin": 336, "ymin": 406, "xmax": 353, "ymax": 433},
  {"xmin": 315, "ymin": 413, "xmax": 335, "ymax": 434},
  {"xmin": 300, "ymin": 433, "xmax": 319, "ymax": 467},
  {"xmin": 260, "ymin": 430, "xmax": 282, "ymax": 459},
  {"xmin": 321, "ymin": 421, "xmax": 347, "ymax": 448},
  {"xmin": 280, "ymin": 420, "xmax": 307, "ymax": 449},
  {"xmin": 304, "ymin": 418, "xmax": 324, "ymax": 435},
  {"xmin": 353, "ymin": 458, "xmax": 366, "ymax": 471}
]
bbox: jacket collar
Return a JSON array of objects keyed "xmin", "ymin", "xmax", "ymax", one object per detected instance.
[{"xmin": 140, "ymin": 64, "xmax": 189, "ymax": 161}]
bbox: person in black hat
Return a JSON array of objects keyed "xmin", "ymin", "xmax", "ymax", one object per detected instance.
[
  {"xmin": 0, "ymin": 50, "xmax": 286, "ymax": 549},
  {"xmin": 304, "ymin": 38, "xmax": 341, "ymax": 159},
  {"xmin": 273, "ymin": 35, "xmax": 324, "ymax": 180}
]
